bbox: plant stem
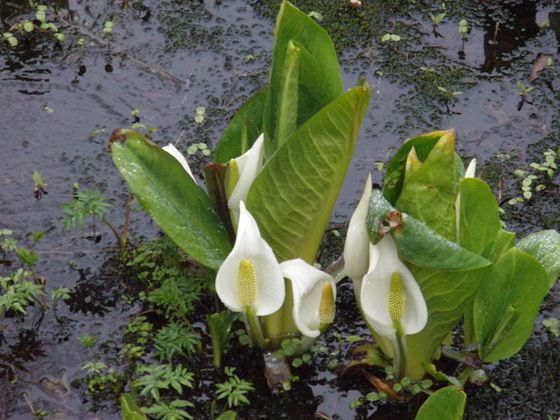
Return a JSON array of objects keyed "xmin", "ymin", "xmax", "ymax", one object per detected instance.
[
  {"xmin": 102, "ymin": 217, "xmax": 124, "ymax": 249},
  {"xmin": 121, "ymin": 192, "xmax": 133, "ymax": 247},
  {"xmin": 441, "ymin": 347, "xmax": 481, "ymax": 369},
  {"xmin": 463, "ymin": 302, "xmax": 475, "ymax": 347},
  {"xmin": 392, "ymin": 332, "xmax": 407, "ymax": 380},
  {"xmin": 458, "ymin": 366, "xmax": 474, "ymax": 386},
  {"xmin": 244, "ymin": 306, "xmax": 268, "ymax": 349}
]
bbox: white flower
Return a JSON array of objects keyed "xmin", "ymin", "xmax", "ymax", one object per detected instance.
[
  {"xmin": 215, "ymin": 201, "xmax": 284, "ymax": 316},
  {"xmin": 342, "ymin": 173, "xmax": 372, "ymax": 290},
  {"xmin": 227, "ymin": 134, "xmax": 265, "ymax": 225},
  {"xmin": 464, "ymin": 158, "xmax": 477, "ymax": 179},
  {"xmin": 360, "ymin": 236, "xmax": 428, "ymax": 339},
  {"xmin": 162, "ymin": 144, "xmax": 196, "ymax": 182},
  {"xmin": 281, "ymin": 259, "xmax": 336, "ymax": 338}
]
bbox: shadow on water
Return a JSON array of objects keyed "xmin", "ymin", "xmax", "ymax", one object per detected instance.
[
  {"xmin": 0, "ymin": 0, "xmax": 559, "ymax": 418},
  {"xmin": 480, "ymin": 0, "xmax": 540, "ymax": 73}
]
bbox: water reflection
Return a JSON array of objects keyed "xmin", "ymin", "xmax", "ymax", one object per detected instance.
[{"xmin": 481, "ymin": 0, "xmax": 540, "ymax": 73}]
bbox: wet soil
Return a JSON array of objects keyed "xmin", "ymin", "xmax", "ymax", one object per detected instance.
[{"xmin": 1, "ymin": 0, "xmax": 559, "ymax": 419}]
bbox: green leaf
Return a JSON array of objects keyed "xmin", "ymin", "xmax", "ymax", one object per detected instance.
[
  {"xmin": 383, "ymin": 130, "xmax": 448, "ymax": 204},
  {"xmin": 120, "ymin": 393, "xmax": 148, "ymax": 420},
  {"xmin": 247, "ymin": 82, "xmax": 370, "ymax": 263},
  {"xmin": 110, "ymin": 130, "xmax": 231, "ymax": 270},
  {"xmin": 458, "ymin": 178, "xmax": 500, "ymax": 257},
  {"xmin": 485, "ymin": 229, "xmax": 516, "ymax": 262},
  {"xmin": 204, "ymin": 163, "xmax": 235, "ymax": 242},
  {"xmin": 396, "ymin": 130, "xmax": 458, "ymax": 241},
  {"xmin": 216, "ymin": 411, "xmax": 237, "ymax": 420},
  {"xmin": 517, "ymin": 229, "xmax": 560, "ymax": 287},
  {"xmin": 415, "ymin": 386, "xmax": 466, "ymax": 420},
  {"xmin": 208, "ymin": 311, "xmax": 238, "ymax": 367},
  {"xmin": 405, "ymin": 267, "xmax": 486, "ymax": 379},
  {"xmin": 214, "ymin": 88, "xmax": 267, "ymax": 164},
  {"xmin": 264, "ymin": 0, "xmax": 342, "ymax": 151},
  {"xmin": 367, "ymin": 190, "xmax": 491, "ymax": 271},
  {"xmin": 474, "ymin": 248, "xmax": 549, "ymax": 362}
]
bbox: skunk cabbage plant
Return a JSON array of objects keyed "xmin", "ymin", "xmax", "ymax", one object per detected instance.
[
  {"xmin": 110, "ymin": 1, "xmax": 370, "ymax": 356},
  {"xmin": 344, "ymin": 128, "xmax": 560, "ymax": 380}
]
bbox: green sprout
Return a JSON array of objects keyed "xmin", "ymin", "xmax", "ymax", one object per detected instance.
[
  {"xmin": 103, "ymin": 21, "xmax": 114, "ymax": 36},
  {"xmin": 3, "ymin": 32, "xmax": 18, "ymax": 47},
  {"xmin": 459, "ymin": 19, "xmax": 469, "ymax": 39},
  {"xmin": 542, "ymin": 318, "xmax": 559, "ymax": 337},
  {"xmin": 381, "ymin": 33, "xmax": 401, "ymax": 43},
  {"xmin": 194, "ymin": 106, "xmax": 206, "ymax": 124},
  {"xmin": 35, "ymin": 5, "xmax": 48, "ymax": 23}
]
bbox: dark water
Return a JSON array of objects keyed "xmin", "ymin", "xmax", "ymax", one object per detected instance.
[{"xmin": 1, "ymin": 0, "xmax": 559, "ymax": 418}]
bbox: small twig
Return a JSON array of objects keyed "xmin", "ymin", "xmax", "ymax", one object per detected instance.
[
  {"xmin": 34, "ymin": 248, "xmax": 114, "ymax": 255},
  {"xmin": 121, "ymin": 192, "xmax": 133, "ymax": 247},
  {"xmin": 64, "ymin": 22, "xmax": 189, "ymax": 86},
  {"xmin": 22, "ymin": 392, "xmax": 37, "ymax": 417}
]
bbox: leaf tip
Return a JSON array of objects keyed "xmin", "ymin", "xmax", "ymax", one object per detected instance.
[{"xmin": 108, "ymin": 128, "xmax": 129, "ymax": 151}]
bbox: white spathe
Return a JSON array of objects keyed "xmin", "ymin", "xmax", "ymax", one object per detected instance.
[
  {"xmin": 215, "ymin": 201, "xmax": 285, "ymax": 316},
  {"xmin": 281, "ymin": 259, "xmax": 336, "ymax": 338},
  {"xmin": 360, "ymin": 236, "xmax": 428, "ymax": 338},
  {"xmin": 464, "ymin": 158, "xmax": 477, "ymax": 179},
  {"xmin": 163, "ymin": 144, "xmax": 196, "ymax": 182},
  {"xmin": 228, "ymin": 134, "xmax": 265, "ymax": 225},
  {"xmin": 342, "ymin": 173, "xmax": 373, "ymax": 286}
]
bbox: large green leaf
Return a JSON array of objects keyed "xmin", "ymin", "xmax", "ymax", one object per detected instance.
[
  {"xmin": 247, "ymin": 82, "xmax": 370, "ymax": 263},
  {"xmin": 383, "ymin": 130, "xmax": 448, "ymax": 204},
  {"xmin": 415, "ymin": 386, "xmax": 466, "ymax": 420},
  {"xmin": 110, "ymin": 130, "xmax": 232, "ymax": 270},
  {"xmin": 214, "ymin": 87, "xmax": 267, "ymax": 164},
  {"xmin": 474, "ymin": 248, "xmax": 549, "ymax": 362},
  {"xmin": 405, "ymin": 266, "xmax": 486, "ymax": 379},
  {"xmin": 396, "ymin": 130, "xmax": 458, "ymax": 241},
  {"xmin": 517, "ymin": 229, "xmax": 560, "ymax": 287},
  {"xmin": 264, "ymin": 0, "xmax": 342, "ymax": 151},
  {"xmin": 458, "ymin": 178, "xmax": 500, "ymax": 257},
  {"xmin": 366, "ymin": 190, "xmax": 491, "ymax": 271}
]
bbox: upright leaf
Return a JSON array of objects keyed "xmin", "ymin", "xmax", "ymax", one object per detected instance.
[
  {"xmin": 458, "ymin": 178, "xmax": 500, "ymax": 257},
  {"xmin": 415, "ymin": 386, "xmax": 466, "ymax": 420},
  {"xmin": 485, "ymin": 229, "xmax": 516, "ymax": 262},
  {"xmin": 474, "ymin": 248, "xmax": 549, "ymax": 362},
  {"xmin": 214, "ymin": 88, "xmax": 267, "ymax": 164},
  {"xmin": 110, "ymin": 130, "xmax": 232, "ymax": 270},
  {"xmin": 396, "ymin": 130, "xmax": 458, "ymax": 241},
  {"xmin": 273, "ymin": 40, "xmax": 300, "ymax": 150},
  {"xmin": 517, "ymin": 229, "xmax": 560, "ymax": 287},
  {"xmin": 383, "ymin": 130, "xmax": 447, "ymax": 204},
  {"xmin": 264, "ymin": 1, "xmax": 342, "ymax": 151},
  {"xmin": 248, "ymin": 82, "xmax": 370, "ymax": 263}
]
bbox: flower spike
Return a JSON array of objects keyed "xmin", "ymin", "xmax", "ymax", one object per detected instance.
[
  {"xmin": 281, "ymin": 259, "xmax": 336, "ymax": 338},
  {"xmin": 216, "ymin": 201, "xmax": 284, "ymax": 316}
]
